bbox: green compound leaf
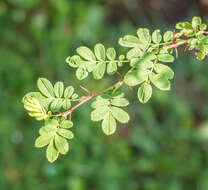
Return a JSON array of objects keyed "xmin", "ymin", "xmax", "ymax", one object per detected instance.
[
  {"xmin": 64, "ymin": 86, "xmax": 74, "ymax": 99},
  {"xmin": 110, "ymin": 106, "xmax": 129, "ymax": 123},
  {"xmin": 54, "ymin": 81, "xmax": 64, "ymax": 98},
  {"xmin": 35, "ymin": 135, "xmax": 53, "ymax": 148},
  {"xmin": 158, "ymin": 53, "xmax": 174, "ymax": 63},
  {"xmin": 107, "ymin": 62, "xmax": 117, "ymax": 75},
  {"xmin": 106, "ymin": 48, "xmax": 116, "ymax": 60},
  {"xmin": 60, "ymin": 120, "xmax": 73, "ymax": 128},
  {"xmin": 46, "ymin": 140, "xmax": 59, "ymax": 163},
  {"xmin": 163, "ymin": 31, "xmax": 173, "ymax": 42},
  {"xmin": 54, "ymin": 135, "xmax": 69, "ymax": 155},
  {"xmin": 93, "ymin": 62, "xmax": 106, "ymax": 80},
  {"xmin": 76, "ymin": 66, "xmax": 88, "ymax": 80},
  {"xmin": 57, "ymin": 128, "xmax": 74, "ymax": 139},
  {"xmin": 150, "ymin": 73, "xmax": 171, "ymax": 91},
  {"xmin": 94, "ymin": 43, "xmax": 105, "ymax": 61},
  {"xmin": 37, "ymin": 78, "xmax": 54, "ymax": 98},
  {"xmin": 152, "ymin": 30, "xmax": 162, "ymax": 44},
  {"xmin": 154, "ymin": 63, "xmax": 174, "ymax": 79},
  {"xmin": 137, "ymin": 83, "xmax": 152, "ymax": 103},
  {"xmin": 102, "ymin": 112, "xmax": 116, "ymax": 135},
  {"xmin": 124, "ymin": 69, "xmax": 150, "ymax": 86},
  {"xmin": 76, "ymin": 46, "xmax": 96, "ymax": 61},
  {"xmin": 119, "ymin": 35, "xmax": 141, "ymax": 47},
  {"xmin": 91, "ymin": 106, "xmax": 109, "ymax": 121}
]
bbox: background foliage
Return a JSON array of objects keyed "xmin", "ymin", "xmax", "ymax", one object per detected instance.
[{"xmin": 1, "ymin": 0, "xmax": 208, "ymax": 189}]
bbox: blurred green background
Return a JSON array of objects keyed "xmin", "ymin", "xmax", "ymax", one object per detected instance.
[{"xmin": 1, "ymin": 0, "xmax": 208, "ymax": 189}]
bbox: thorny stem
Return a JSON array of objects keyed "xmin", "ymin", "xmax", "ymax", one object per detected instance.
[
  {"xmin": 56, "ymin": 73, "xmax": 125, "ymax": 119},
  {"xmin": 56, "ymin": 32, "xmax": 192, "ymax": 120}
]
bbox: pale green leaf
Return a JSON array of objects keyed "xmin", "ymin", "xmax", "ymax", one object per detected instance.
[
  {"xmin": 72, "ymin": 93, "xmax": 78, "ymax": 99},
  {"xmin": 124, "ymin": 69, "xmax": 150, "ymax": 86},
  {"xmin": 39, "ymin": 125, "xmax": 56, "ymax": 136},
  {"xmin": 163, "ymin": 31, "xmax": 173, "ymax": 42},
  {"xmin": 91, "ymin": 106, "xmax": 109, "ymax": 121},
  {"xmin": 111, "ymin": 98, "xmax": 129, "ymax": 107},
  {"xmin": 54, "ymin": 81, "xmax": 64, "ymax": 98},
  {"xmin": 93, "ymin": 62, "xmax": 106, "ymax": 80},
  {"xmin": 64, "ymin": 86, "xmax": 74, "ymax": 99},
  {"xmin": 119, "ymin": 35, "xmax": 141, "ymax": 48},
  {"xmin": 150, "ymin": 73, "xmax": 171, "ymax": 91},
  {"xmin": 57, "ymin": 128, "xmax": 74, "ymax": 139},
  {"xmin": 35, "ymin": 135, "xmax": 53, "ymax": 148},
  {"xmin": 102, "ymin": 112, "xmax": 116, "ymax": 135},
  {"xmin": 152, "ymin": 30, "xmax": 162, "ymax": 44},
  {"xmin": 66, "ymin": 55, "xmax": 81, "ymax": 68},
  {"xmin": 76, "ymin": 66, "xmax": 88, "ymax": 80},
  {"xmin": 46, "ymin": 140, "xmax": 59, "ymax": 163},
  {"xmin": 158, "ymin": 54, "xmax": 174, "ymax": 63},
  {"xmin": 192, "ymin": 16, "xmax": 202, "ymax": 30},
  {"xmin": 54, "ymin": 135, "xmax": 69, "ymax": 154},
  {"xmin": 63, "ymin": 99, "xmax": 71, "ymax": 110},
  {"xmin": 137, "ymin": 28, "xmax": 151, "ymax": 45},
  {"xmin": 76, "ymin": 46, "xmax": 96, "ymax": 61},
  {"xmin": 60, "ymin": 120, "xmax": 73, "ymax": 128},
  {"xmin": 126, "ymin": 47, "xmax": 143, "ymax": 59},
  {"xmin": 137, "ymin": 83, "xmax": 152, "ymax": 103},
  {"xmin": 37, "ymin": 78, "xmax": 54, "ymax": 98},
  {"xmin": 107, "ymin": 62, "xmax": 117, "ymax": 75},
  {"xmin": 94, "ymin": 43, "xmax": 105, "ymax": 61},
  {"xmin": 50, "ymin": 99, "xmax": 63, "ymax": 112},
  {"xmin": 91, "ymin": 97, "xmax": 110, "ymax": 109},
  {"xmin": 154, "ymin": 64, "xmax": 174, "ymax": 79},
  {"xmin": 106, "ymin": 48, "xmax": 116, "ymax": 60},
  {"xmin": 110, "ymin": 106, "xmax": 129, "ymax": 123}
]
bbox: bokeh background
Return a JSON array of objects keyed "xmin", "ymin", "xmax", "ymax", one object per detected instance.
[{"xmin": 1, "ymin": 0, "xmax": 208, "ymax": 189}]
